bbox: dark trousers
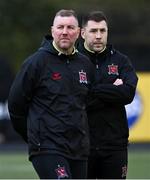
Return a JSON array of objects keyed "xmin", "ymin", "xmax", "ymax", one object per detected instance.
[
  {"xmin": 31, "ymin": 154, "xmax": 87, "ymax": 179},
  {"xmin": 87, "ymin": 149, "xmax": 128, "ymax": 179}
]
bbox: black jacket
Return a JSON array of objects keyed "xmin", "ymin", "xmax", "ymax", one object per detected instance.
[
  {"xmin": 78, "ymin": 42, "xmax": 138, "ymax": 150},
  {"xmin": 8, "ymin": 35, "xmax": 95, "ymax": 160}
]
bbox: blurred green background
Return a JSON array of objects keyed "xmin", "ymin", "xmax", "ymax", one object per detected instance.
[
  {"xmin": 0, "ymin": 0, "xmax": 150, "ymax": 179},
  {"xmin": 0, "ymin": 0, "xmax": 150, "ymax": 72}
]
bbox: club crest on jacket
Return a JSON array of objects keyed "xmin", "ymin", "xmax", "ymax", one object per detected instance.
[
  {"xmin": 108, "ymin": 64, "xmax": 119, "ymax": 75},
  {"xmin": 55, "ymin": 165, "xmax": 69, "ymax": 179},
  {"xmin": 79, "ymin": 70, "xmax": 88, "ymax": 84}
]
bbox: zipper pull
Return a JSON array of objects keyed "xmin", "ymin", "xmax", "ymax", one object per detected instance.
[
  {"xmin": 95, "ymin": 56, "xmax": 99, "ymax": 69},
  {"xmin": 67, "ymin": 59, "xmax": 70, "ymax": 64},
  {"xmin": 37, "ymin": 143, "xmax": 41, "ymax": 151},
  {"xmin": 96, "ymin": 64, "xmax": 99, "ymax": 69}
]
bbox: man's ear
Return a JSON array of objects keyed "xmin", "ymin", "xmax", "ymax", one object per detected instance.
[
  {"xmin": 76, "ymin": 27, "xmax": 80, "ymax": 39},
  {"xmin": 81, "ymin": 28, "xmax": 85, "ymax": 39},
  {"xmin": 51, "ymin": 26, "xmax": 54, "ymax": 37}
]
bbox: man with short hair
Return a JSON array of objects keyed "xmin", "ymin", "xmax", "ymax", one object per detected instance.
[
  {"xmin": 8, "ymin": 9, "xmax": 94, "ymax": 179},
  {"xmin": 78, "ymin": 11, "xmax": 138, "ymax": 179}
]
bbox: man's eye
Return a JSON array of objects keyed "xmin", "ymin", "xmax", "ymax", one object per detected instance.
[
  {"xmin": 57, "ymin": 26, "xmax": 63, "ymax": 29},
  {"xmin": 90, "ymin": 29, "xmax": 97, "ymax": 33},
  {"xmin": 101, "ymin": 29, "xmax": 107, "ymax": 33},
  {"xmin": 68, "ymin": 26, "xmax": 75, "ymax": 29}
]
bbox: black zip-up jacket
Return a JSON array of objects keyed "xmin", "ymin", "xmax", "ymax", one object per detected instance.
[
  {"xmin": 8, "ymin": 35, "xmax": 95, "ymax": 160},
  {"xmin": 78, "ymin": 42, "xmax": 138, "ymax": 150}
]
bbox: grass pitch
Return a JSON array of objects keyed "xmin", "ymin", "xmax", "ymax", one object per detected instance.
[
  {"xmin": 0, "ymin": 152, "xmax": 38, "ymax": 179},
  {"xmin": 0, "ymin": 149, "xmax": 150, "ymax": 179},
  {"xmin": 127, "ymin": 149, "xmax": 150, "ymax": 179}
]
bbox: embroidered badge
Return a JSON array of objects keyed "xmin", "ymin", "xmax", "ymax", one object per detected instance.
[
  {"xmin": 51, "ymin": 72, "xmax": 62, "ymax": 80},
  {"xmin": 55, "ymin": 165, "xmax": 69, "ymax": 179},
  {"xmin": 79, "ymin": 70, "xmax": 88, "ymax": 84},
  {"xmin": 108, "ymin": 64, "xmax": 119, "ymax": 75},
  {"xmin": 122, "ymin": 165, "xmax": 127, "ymax": 178}
]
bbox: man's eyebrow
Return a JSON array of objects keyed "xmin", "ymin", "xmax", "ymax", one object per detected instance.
[{"xmin": 90, "ymin": 27, "xmax": 106, "ymax": 31}]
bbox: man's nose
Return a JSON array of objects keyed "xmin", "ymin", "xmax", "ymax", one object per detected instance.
[
  {"xmin": 96, "ymin": 31, "xmax": 101, "ymax": 38},
  {"xmin": 62, "ymin": 27, "xmax": 68, "ymax": 34}
]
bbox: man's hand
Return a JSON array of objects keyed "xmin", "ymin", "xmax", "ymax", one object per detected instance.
[{"xmin": 113, "ymin": 78, "xmax": 123, "ymax": 86}]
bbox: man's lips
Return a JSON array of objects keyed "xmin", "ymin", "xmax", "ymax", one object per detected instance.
[
  {"xmin": 94, "ymin": 41, "xmax": 102, "ymax": 44},
  {"xmin": 60, "ymin": 38, "xmax": 70, "ymax": 41}
]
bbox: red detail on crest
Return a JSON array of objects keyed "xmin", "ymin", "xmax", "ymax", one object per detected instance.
[
  {"xmin": 55, "ymin": 166, "xmax": 68, "ymax": 178},
  {"xmin": 51, "ymin": 72, "xmax": 61, "ymax": 80},
  {"xmin": 108, "ymin": 64, "xmax": 119, "ymax": 75}
]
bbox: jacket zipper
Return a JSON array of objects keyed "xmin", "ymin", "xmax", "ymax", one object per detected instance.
[
  {"xmin": 95, "ymin": 54, "xmax": 99, "ymax": 69},
  {"xmin": 66, "ymin": 58, "xmax": 75, "ymax": 109}
]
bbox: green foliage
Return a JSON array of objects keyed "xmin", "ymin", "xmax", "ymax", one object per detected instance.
[{"xmin": 0, "ymin": 0, "xmax": 57, "ymax": 71}]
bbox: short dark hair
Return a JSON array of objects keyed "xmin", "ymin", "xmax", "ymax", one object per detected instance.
[
  {"xmin": 55, "ymin": 9, "xmax": 78, "ymax": 21},
  {"xmin": 82, "ymin": 11, "xmax": 108, "ymax": 27}
]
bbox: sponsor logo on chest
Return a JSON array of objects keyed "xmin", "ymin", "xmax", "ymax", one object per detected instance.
[{"xmin": 51, "ymin": 72, "xmax": 62, "ymax": 80}]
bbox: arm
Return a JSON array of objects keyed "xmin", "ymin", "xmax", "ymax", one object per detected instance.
[
  {"xmin": 92, "ymin": 56, "xmax": 138, "ymax": 105},
  {"xmin": 8, "ymin": 56, "xmax": 39, "ymax": 142}
]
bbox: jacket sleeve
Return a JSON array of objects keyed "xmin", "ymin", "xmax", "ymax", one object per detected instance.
[
  {"xmin": 8, "ymin": 56, "xmax": 38, "ymax": 142},
  {"xmin": 91, "ymin": 56, "xmax": 138, "ymax": 105}
]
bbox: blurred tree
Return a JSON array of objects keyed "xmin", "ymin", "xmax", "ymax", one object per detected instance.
[{"xmin": 0, "ymin": 0, "xmax": 57, "ymax": 70}]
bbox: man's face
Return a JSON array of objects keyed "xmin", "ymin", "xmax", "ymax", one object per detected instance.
[
  {"xmin": 81, "ymin": 20, "xmax": 108, "ymax": 52},
  {"xmin": 51, "ymin": 15, "xmax": 80, "ymax": 52}
]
